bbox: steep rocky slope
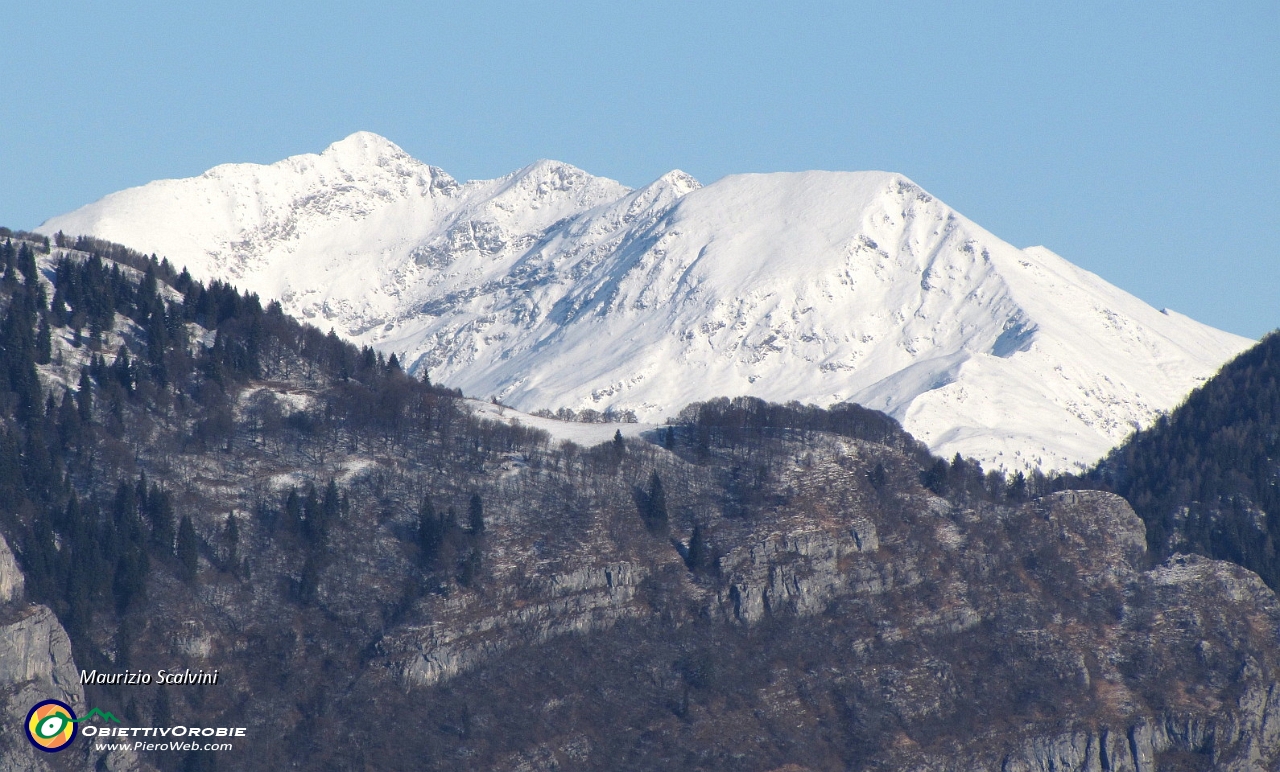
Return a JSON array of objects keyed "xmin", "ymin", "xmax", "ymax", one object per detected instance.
[{"xmin": 37, "ymin": 134, "xmax": 1251, "ymax": 471}]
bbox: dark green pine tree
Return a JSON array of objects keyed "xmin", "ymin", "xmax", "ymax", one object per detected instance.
[
  {"xmin": 50, "ymin": 286, "xmax": 69, "ymax": 327},
  {"xmin": 112, "ymin": 345, "xmax": 133, "ymax": 394},
  {"xmin": 922, "ymin": 459, "xmax": 949, "ymax": 495},
  {"xmin": 322, "ymin": 479, "xmax": 340, "ymax": 523},
  {"xmin": 35, "ymin": 316, "xmax": 51, "ymax": 364},
  {"xmin": 16, "ymin": 242, "xmax": 38, "ymax": 286},
  {"xmin": 76, "ymin": 369, "xmax": 93, "ymax": 423},
  {"xmin": 298, "ymin": 554, "xmax": 320, "ymax": 606},
  {"xmin": 177, "ymin": 515, "xmax": 199, "ymax": 584},
  {"xmin": 457, "ymin": 547, "xmax": 482, "ymax": 588},
  {"xmin": 1006, "ymin": 470, "xmax": 1028, "ymax": 502},
  {"xmin": 303, "ymin": 479, "xmax": 340, "ymax": 548},
  {"xmin": 112, "ymin": 544, "xmax": 149, "ymax": 613},
  {"xmin": 56, "ymin": 388, "xmax": 79, "ymax": 446},
  {"xmin": 284, "ymin": 487, "xmax": 303, "ymax": 534},
  {"xmin": 642, "ymin": 471, "xmax": 669, "ymax": 535},
  {"xmin": 686, "ymin": 524, "xmax": 711, "ymax": 573},
  {"xmin": 2, "ymin": 255, "xmax": 17, "ymax": 287},
  {"xmin": 468, "ymin": 493, "xmax": 485, "ymax": 535},
  {"xmin": 301, "ymin": 485, "xmax": 321, "ymax": 541},
  {"xmin": 145, "ymin": 486, "xmax": 175, "ymax": 555}
]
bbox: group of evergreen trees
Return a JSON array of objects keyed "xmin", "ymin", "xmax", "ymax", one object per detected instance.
[
  {"xmin": 417, "ymin": 492, "xmax": 485, "ymax": 588},
  {"xmin": 0, "ymin": 235, "xmax": 471, "ymax": 671},
  {"xmin": 20, "ymin": 477, "xmax": 176, "ymax": 643},
  {"xmin": 919, "ymin": 454, "xmax": 1052, "ymax": 503}
]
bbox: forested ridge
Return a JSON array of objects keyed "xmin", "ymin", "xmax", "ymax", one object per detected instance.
[
  {"xmin": 1094, "ymin": 330, "xmax": 1280, "ymax": 587},
  {"xmin": 0, "ymin": 233, "xmax": 472, "ymax": 642}
]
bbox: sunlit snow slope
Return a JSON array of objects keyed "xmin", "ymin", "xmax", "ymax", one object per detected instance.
[{"xmin": 39, "ymin": 132, "xmax": 1252, "ymax": 471}]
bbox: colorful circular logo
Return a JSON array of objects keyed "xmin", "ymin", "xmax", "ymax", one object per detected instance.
[{"xmin": 25, "ymin": 700, "xmax": 77, "ymax": 752}]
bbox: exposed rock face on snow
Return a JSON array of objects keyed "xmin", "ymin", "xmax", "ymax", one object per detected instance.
[{"xmin": 39, "ymin": 132, "xmax": 1252, "ymax": 470}]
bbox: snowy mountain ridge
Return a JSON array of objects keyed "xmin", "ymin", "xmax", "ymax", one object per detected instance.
[{"xmin": 38, "ymin": 132, "xmax": 1253, "ymax": 471}]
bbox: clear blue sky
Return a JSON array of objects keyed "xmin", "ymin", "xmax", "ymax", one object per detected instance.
[{"xmin": 2, "ymin": 1, "xmax": 1275, "ymax": 338}]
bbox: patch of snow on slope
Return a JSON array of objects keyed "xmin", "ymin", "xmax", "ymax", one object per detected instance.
[{"xmin": 466, "ymin": 400, "xmax": 658, "ymax": 447}]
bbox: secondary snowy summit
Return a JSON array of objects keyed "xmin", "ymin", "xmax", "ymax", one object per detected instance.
[{"xmin": 39, "ymin": 132, "xmax": 1252, "ymax": 471}]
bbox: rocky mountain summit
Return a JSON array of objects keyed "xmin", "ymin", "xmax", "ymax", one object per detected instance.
[{"xmin": 38, "ymin": 133, "xmax": 1251, "ymax": 472}]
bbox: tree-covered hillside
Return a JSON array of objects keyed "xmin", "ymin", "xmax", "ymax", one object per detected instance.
[{"xmin": 1096, "ymin": 331, "xmax": 1280, "ymax": 587}]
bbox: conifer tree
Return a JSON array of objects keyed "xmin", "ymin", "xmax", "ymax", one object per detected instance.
[
  {"xmin": 686, "ymin": 524, "xmax": 711, "ymax": 573},
  {"xmin": 284, "ymin": 488, "xmax": 303, "ymax": 534},
  {"xmin": 641, "ymin": 472, "xmax": 669, "ymax": 535},
  {"xmin": 177, "ymin": 515, "xmax": 199, "ymax": 583},
  {"xmin": 113, "ymin": 345, "xmax": 133, "ymax": 394},
  {"xmin": 148, "ymin": 487, "xmax": 175, "ymax": 554},
  {"xmin": 35, "ymin": 316, "xmax": 51, "ymax": 364},
  {"xmin": 468, "ymin": 493, "xmax": 484, "ymax": 535},
  {"xmin": 76, "ymin": 369, "xmax": 93, "ymax": 424},
  {"xmin": 458, "ymin": 547, "xmax": 482, "ymax": 588}
]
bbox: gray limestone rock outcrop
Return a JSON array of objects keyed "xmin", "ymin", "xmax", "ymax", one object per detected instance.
[
  {"xmin": 720, "ymin": 517, "xmax": 879, "ymax": 623},
  {"xmin": 874, "ymin": 494, "xmax": 1280, "ymax": 771},
  {"xmin": 0, "ymin": 606, "xmax": 80, "ymax": 707},
  {"xmin": 0, "ymin": 529, "xmax": 82, "ymax": 772},
  {"xmin": 0, "ymin": 535, "xmax": 23, "ymax": 606},
  {"xmin": 374, "ymin": 477, "xmax": 1280, "ymax": 769},
  {"xmin": 0, "ymin": 534, "xmax": 144, "ymax": 772},
  {"xmin": 396, "ymin": 561, "xmax": 647, "ymax": 686}
]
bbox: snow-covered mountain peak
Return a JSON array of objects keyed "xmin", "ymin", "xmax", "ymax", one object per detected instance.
[
  {"xmin": 490, "ymin": 159, "xmax": 630, "ymax": 209},
  {"xmin": 320, "ymin": 130, "xmax": 410, "ymax": 162},
  {"xmin": 193, "ymin": 130, "xmax": 430, "ymax": 187},
  {"xmin": 653, "ymin": 170, "xmax": 701, "ymax": 195},
  {"xmin": 38, "ymin": 135, "xmax": 1252, "ymax": 472}
]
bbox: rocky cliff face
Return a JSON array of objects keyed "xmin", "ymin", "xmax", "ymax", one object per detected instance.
[
  {"xmin": 4, "ymin": 362, "xmax": 1276, "ymax": 769},
  {"xmin": 0, "ymin": 536, "xmax": 23, "ymax": 607},
  {"xmin": 324, "ymin": 449, "xmax": 1280, "ymax": 771},
  {"xmin": 395, "ymin": 561, "xmax": 648, "ymax": 687},
  {"xmin": 0, "ymin": 530, "xmax": 79, "ymax": 772},
  {"xmin": 861, "ymin": 493, "xmax": 1280, "ymax": 772}
]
